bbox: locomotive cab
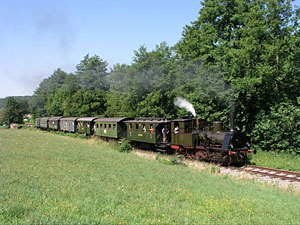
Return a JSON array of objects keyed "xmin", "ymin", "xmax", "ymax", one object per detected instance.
[{"xmin": 171, "ymin": 118, "xmax": 207, "ymax": 147}]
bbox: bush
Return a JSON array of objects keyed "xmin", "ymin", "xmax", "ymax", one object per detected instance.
[
  {"xmin": 205, "ymin": 165, "xmax": 220, "ymax": 174},
  {"xmin": 156, "ymin": 153, "xmax": 184, "ymax": 166},
  {"xmin": 118, "ymin": 140, "xmax": 132, "ymax": 153},
  {"xmin": 251, "ymin": 102, "xmax": 300, "ymax": 153}
]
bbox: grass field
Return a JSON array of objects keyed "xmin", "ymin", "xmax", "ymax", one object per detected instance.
[
  {"xmin": 250, "ymin": 150, "xmax": 300, "ymax": 172},
  {"xmin": 1, "ymin": 128, "xmax": 300, "ymax": 224}
]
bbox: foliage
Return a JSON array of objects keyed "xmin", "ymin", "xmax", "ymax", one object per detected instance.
[
  {"xmin": 205, "ymin": 165, "xmax": 221, "ymax": 174},
  {"xmin": 176, "ymin": 0, "xmax": 300, "ymax": 134},
  {"xmin": 251, "ymin": 102, "xmax": 300, "ymax": 153},
  {"xmin": 76, "ymin": 54, "xmax": 109, "ymax": 92},
  {"xmin": 62, "ymin": 90, "xmax": 106, "ymax": 117},
  {"xmin": 155, "ymin": 153, "xmax": 184, "ymax": 166},
  {"xmin": 30, "ymin": 56, "xmax": 108, "ymax": 117},
  {"xmin": 3, "ymin": 97, "xmax": 24, "ymax": 124},
  {"xmin": 0, "ymin": 108, "xmax": 7, "ymax": 124},
  {"xmin": 118, "ymin": 140, "xmax": 132, "ymax": 153},
  {"xmin": 30, "ymin": 69, "xmax": 68, "ymax": 117}
]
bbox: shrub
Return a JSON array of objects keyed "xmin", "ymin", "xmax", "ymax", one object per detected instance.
[
  {"xmin": 118, "ymin": 140, "xmax": 132, "ymax": 153},
  {"xmin": 156, "ymin": 153, "xmax": 184, "ymax": 165},
  {"xmin": 205, "ymin": 165, "xmax": 220, "ymax": 174},
  {"xmin": 251, "ymin": 102, "xmax": 300, "ymax": 153}
]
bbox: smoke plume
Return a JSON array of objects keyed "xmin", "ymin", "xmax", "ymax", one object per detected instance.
[{"xmin": 174, "ymin": 97, "xmax": 196, "ymax": 117}]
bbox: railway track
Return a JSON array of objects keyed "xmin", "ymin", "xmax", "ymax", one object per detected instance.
[
  {"xmin": 231, "ymin": 165, "xmax": 300, "ymax": 182},
  {"xmin": 135, "ymin": 148, "xmax": 300, "ymax": 183}
]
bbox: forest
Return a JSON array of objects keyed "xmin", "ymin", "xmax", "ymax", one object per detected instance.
[{"xmin": 1, "ymin": 0, "xmax": 300, "ymax": 154}]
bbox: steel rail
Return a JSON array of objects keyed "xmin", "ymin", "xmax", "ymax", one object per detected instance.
[{"xmin": 238, "ymin": 165, "xmax": 300, "ymax": 182}]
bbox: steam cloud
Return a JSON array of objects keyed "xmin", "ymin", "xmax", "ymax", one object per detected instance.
[{"xmin": 174, "ymin": 97, "xmax": 196, "ymax": 117}]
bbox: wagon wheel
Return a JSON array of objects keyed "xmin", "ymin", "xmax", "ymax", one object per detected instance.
[
  {"xmin": 195, "ymin": 151, "xmax": 201, "ymax": 161},
  {"xmin": 175, "ymin": 146, "xmax": 185, "ymax": 155},
  {"xmin": 186, "ymin": 152, "xmax": 194, "ymax": 160}
]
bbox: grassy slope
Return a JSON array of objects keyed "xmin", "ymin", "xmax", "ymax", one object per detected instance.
[{"xmin": 1, "ymin": 128, "xmax": 300, "ymax": 224}]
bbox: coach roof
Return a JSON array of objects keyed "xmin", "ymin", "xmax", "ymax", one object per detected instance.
[
  {"xmin": 49, "ymin": 116, "xmax": 64, "ymax": 121},
  {"xmin": 124, "ymin": 118, "xmax": 171, "ymax": 124},
  {"xmin": 60, "ymin": 117, "xmax": 78, "ymax": 121},
  {"xmin": 77, "ymin": 117, "xmax": 98, "ymax": 122},
  {"xmin": 94, "ymin": 117, "xmax": 132, "ymax": 122}
]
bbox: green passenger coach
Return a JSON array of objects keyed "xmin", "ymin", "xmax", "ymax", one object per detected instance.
[
  {"xmin": 94, "ymin": 118, "xmax": 132, "ymax": 139},
  {"xmin": 77, "ymin": 117, "xmax": 98, "ymax": 135},
  {"xmin": 48, "ymin": 117, "xmax": 63, "ymax": 130},
  {"xmin": 124, "ymin": 118, "xmax": 171, "ymax": 147}
]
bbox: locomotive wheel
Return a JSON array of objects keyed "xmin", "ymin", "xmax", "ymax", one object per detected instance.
[{"xmin": 194, "ymin": 152, "xmax": 201, "ymax": 161}]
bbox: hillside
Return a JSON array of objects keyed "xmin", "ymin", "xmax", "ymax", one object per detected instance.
[{"xmin": 1, "ymin": 128, "xmax": 300, "ymax": 224}]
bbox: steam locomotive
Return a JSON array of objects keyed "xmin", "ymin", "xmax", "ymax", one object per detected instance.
[{"xmin": 35, "ymin": 116, "xmax": 255, "ymax": 165}]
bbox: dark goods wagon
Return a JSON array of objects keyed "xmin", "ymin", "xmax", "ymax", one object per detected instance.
[
  {"xmin": 94, "ymin": 117, "xmax": 132, "ymax": 140},
  {"xmin": 77, "ymin": 117, "xmax": 98, "ymax": 136},
  {"xmin": 48, "ymin": 117, "xmax": 63, "ymax": 130},
  {"xmin": 39, "ymin": 117, "xmax": 50, "ymax": 129},
  {"xmin": 170, "ymin": 118, "xmax": 254, "ymax": 165},
  {"xmin": 60, "ymin": 117, "xmax": 78, "ymax": 133},
  {"xmin": 35, "ymin": 118, "xmax": 40, "ymax": 128},
  {"xmin": 124, "ymin": 118, "xmax": 171, "ymax": 149}
]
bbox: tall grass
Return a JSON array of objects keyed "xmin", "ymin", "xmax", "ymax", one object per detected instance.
[{"xmin": 1, "ymin": 128, "xmax": 300, "ymax": 224}]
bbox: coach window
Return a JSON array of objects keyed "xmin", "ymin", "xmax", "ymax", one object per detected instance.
[
  {"xmin": 100, "ymin": 123, "xmax": 103, "ymax": 128},
  {"xmin": 142, "ymin": 124, "xmax": 146, "ymax": 132},
  {"xmin": 109, "ymin": 124, "xmax": 111, "ymax": 129},
  {"xmin": 185, "ymin": 123, "xmax": 188, "ymax": 133},
  {"xmin": 149, "ymin": 124, "xmax": 154, "ymax": 134},
  {"xmin": 129, "ymin": 124, "xmax": 132, "ymax": 131},
  {"xmin": 113, "ymin": 124, "xmax": 116, "ymax": 130},
  {"xmin": 174, "ymin": 122, "xmax": 179, "ymax": 134},
  {"xmin": 135, "ymin": 124, "xmax": 139, "ymax": 130},
  {"xmin": 104, "ymin": 124, "xmax": 107, "ymax": 128}
]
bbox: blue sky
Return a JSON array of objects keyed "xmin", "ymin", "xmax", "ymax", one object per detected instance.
[
  {"xmin": 0, "ymin": 0, "xmax": 299, "ymax": 98},
  {"xmin": 0, "ymin": 0, "xmax": 201, "ymax": 98}
]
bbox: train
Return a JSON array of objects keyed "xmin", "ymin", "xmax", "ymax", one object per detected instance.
[{"xmin": 35, "ymin": 116, "xmax": 256, "ymax": 165}]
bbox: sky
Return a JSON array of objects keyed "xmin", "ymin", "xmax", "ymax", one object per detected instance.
[
  {"xmin": 0, "ymin": 0, "xmax": 202, "ymax": 98},
  {"xmin": 0, "ymin": 0, "xmax": 299, "ymax": 98}
]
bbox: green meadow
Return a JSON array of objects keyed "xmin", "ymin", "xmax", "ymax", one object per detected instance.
[
  {"xmin": 250, "ymin": 150, "xmax": 300, "ymax": 173},
  {"xmin": 1, "ymin": 128, "xmax": 300, "ymax": 224}
]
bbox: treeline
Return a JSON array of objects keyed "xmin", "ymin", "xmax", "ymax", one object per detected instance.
[
  {"xmin": 31, "ymin": 48, "xmax": 232, "ymax": 121},
  {"xmin": 4, "ymin": 0, "xmax": 300, "ymax": 153}
]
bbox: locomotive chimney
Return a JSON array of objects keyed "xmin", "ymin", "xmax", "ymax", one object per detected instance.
[
  {"xmin": 230, "ymin": 110, "xmax": 234, "ymax": 132},
  {"xmin": 230, "ymin": 101, "xmax": 235, "ymax": 132}
]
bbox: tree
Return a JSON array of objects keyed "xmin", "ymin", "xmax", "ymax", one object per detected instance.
[
  {"xmin": 30, "ymin": 69, "xmax": 68, "ymax": 117},
  {"xmin": 76, "ymin": 54, "xmax": 109, "ymax": 92},
  {"xmin": 62, "ymin": 90, "xmax": 106, "ymax": 117},
  {"xmin": 4, "ymin": 97, "xmax": 24, "ymax": 124},
  {"xmin": 45, "ymin": 89, "xmax": 69, "ymax": 116},
  {"xmin": 175, "ymin": 0, "xmax": 300, "ymax": 133},
  {"xmin": 0, "ymin": 108, "xmax": 7, "ymax": 124}
]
